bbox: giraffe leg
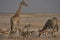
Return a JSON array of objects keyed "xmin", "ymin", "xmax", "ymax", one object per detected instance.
[
  {"xmin": 11, "ymin": 25, "xmax": 13, "ymax": 31},
  {"xmin": 17, "ymin": 21, "xmax": 20, "ymax": 36},
  {"xmin": 12, "ymin": 22, "xmax": 17, "ymax": 32},
  {"xmin": 16, "ymin": 20, "xmax": 20, "ymax": 33},
  {"xmin": 10, "ymin": 22, "xmax": 14, "ymax": 32}
]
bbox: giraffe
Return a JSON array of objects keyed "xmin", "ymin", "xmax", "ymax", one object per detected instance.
[
  {"xmin": 38, "ymin": 17, "xmax": 58, "ymax": 37},
  {"xmin": 10, "ymin": 0, "xmax": 28, "ymax": 32}
]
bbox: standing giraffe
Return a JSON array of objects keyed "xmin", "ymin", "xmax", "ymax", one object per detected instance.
[{"xmin": 10, "ymin": 0, "xmax": 28, "ymax": 32}]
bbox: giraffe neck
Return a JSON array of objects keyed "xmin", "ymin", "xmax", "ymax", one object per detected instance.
[{"xmin": 15, "ymin": 4, "xmax": 23, "ymax": 16}]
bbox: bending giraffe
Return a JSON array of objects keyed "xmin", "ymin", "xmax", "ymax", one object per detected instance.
[
  {"xmin": 38, "ymin": 17, "xmax": 58, "ymax": 37},
  {"xmin": 10, "ymin": 0, "xmax": 28, "ymax": 32}
]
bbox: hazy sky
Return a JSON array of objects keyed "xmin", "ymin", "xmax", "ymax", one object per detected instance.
[{"xmin": 0, "ymin": 0, "xmax": 60, "ymax": 13}]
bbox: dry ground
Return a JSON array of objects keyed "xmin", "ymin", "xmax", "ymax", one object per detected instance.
[{"xmin": 0, "ymin": 13, "xmax": 60, "ymax": 40}]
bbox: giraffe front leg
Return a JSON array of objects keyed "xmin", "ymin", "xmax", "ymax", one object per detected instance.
[
  {"xmin": 17, "ymin": 20, "xmax": 20, "ymax": 32},
  {"xmin": 14, "ymin": 21, "xmax": 20, "ymax": 37}
]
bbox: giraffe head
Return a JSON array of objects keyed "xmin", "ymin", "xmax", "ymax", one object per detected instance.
[{"xmin": 20, "ymin": 0, "xmax": 28, "ymax": 7}]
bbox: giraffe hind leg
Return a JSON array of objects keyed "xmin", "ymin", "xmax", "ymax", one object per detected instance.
[
  {"xmin": 11, "ymin": 25, "xmax": 13, "ymax": 32},
  {"xmin": 10, "ymin": 21, "xmax": 14, "ymax": 32}
]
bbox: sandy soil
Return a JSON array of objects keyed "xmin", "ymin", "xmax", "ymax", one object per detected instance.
[{"xmin": 0, "ymin": 13, "xmax": 60, "ymax": 40}]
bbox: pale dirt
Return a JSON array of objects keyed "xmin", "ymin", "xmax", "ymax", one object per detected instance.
[{"xmin": 0, "ymin": 13, "xmax": 60, "ymax": 40}]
